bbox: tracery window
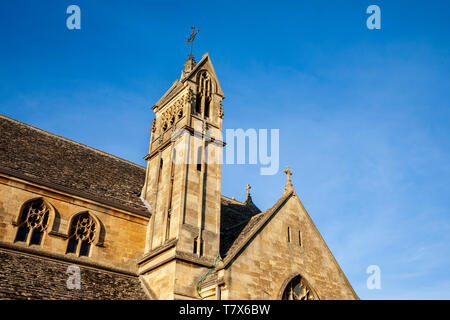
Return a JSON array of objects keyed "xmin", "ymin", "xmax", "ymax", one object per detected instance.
[
  {"xmin": 282, "ymin": 276, "xmax": 315, "ymax": 300},
  {"xmin": 15, "ymin": 199, "xmax": 50, "ymax": 246},
  {"xmin": 66, "ymin": 213, "xmax": 96, "ymax": 257},
  {"xmin": 195, "ymin": 71, "xmax": 212, "ymax": 118}
]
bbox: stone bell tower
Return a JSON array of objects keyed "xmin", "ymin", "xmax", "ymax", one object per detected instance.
[{"xmin": 138, "ymin": 51, "xmax": 225, "ymax": 299}]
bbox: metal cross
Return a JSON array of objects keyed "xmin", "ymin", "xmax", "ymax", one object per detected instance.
[{"xmin": 186, "ymin": 26, "xmax": 199, "ymax": 59}]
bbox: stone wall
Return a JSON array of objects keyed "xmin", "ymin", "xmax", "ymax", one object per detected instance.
[
  {"xmin": 0, "ymin": 174, "xmax": 149, "ymax": 272},
  {"xmin": 221, "ymin": 192, "xmax": 358, "ymax": 300}
]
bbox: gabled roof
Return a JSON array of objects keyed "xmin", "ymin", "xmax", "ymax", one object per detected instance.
[
  {"xmin": 0, "ymin": 114, "xmax": 149, "ymax": 216},
  {"xmin": 220, "ymin": 190, "xmax": 294, "ymax": 265},
  {"xmin": 153, "ymin": 53, "xmax": 224, "ymax": 109},
  {"xmin": 184, "ymin": 53, "xmax": 224, "ymax": 97},
  {"xmin": 220, "ymin": 195, "xmax": 261, "ymax": 257},
  {"xmin": 218, "ymin": 188, "xmax": 360, "ymax": 299}
]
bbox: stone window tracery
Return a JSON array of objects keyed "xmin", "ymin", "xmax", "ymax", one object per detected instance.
[
  {"xmin": 66, "ymin": 212, "xmax": 96, "ymax": 257},
  {"xmin": 196, "ymin": 71, "xmax": 213, "ymax": 118},
  {"xmin": 282, "ymin": 276, "xmax": 315, "ymax": 300},
  {"xmin": 15, "ymin": 199, "xmax": 50, "ymax": 246}
]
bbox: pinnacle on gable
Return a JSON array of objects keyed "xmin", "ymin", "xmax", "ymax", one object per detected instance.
[
  {"xmin": 183, "ymin": 56, "xmax": 196, "ymax": 75},
  {"xmin": 283, "ymin": 166, "xmax": 294, "ymax": 193},
  {"xmin": 244, "ymin": 184, "xmax": 252, "ymax": 204}
]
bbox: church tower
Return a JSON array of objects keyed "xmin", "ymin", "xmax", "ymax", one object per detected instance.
[{"xmin": 138, "ymin": 47, "xmax": 225, "ymax": 299}]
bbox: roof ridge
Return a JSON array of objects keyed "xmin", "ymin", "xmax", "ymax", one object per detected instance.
[
  {"xmin": 0, "ymin": 114, "xmax": 146, "ymax": 170},
  {"xmin": 221, "ymin": 195, "xmax": 245, "ymax": 205}
]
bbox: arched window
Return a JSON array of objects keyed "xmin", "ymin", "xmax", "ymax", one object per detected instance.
[
  {"xmin": 282, "ymin": 275, "xmax": 316, "ymax": 300},
  {"xmin": 15, "ymin": 199, "xmax": 50, "ymax": 246},
  {"xmin": 66, "ymin": 213, "xmax": 96, "ymax": 257},
  {"xmin": 195, "ymin": 71, "xmax": 213, "ymax": 118}
]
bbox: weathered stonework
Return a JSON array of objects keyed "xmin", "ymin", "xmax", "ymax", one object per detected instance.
[
  {"xmin": 0, "ymin": 52, "xmax": 358, "ymax": 300},
  {"xmin": 0, "ymin": 175, "xmax": 148, "ymax": 272},
  {"xmin": 217, "ymin": 190, "xmax": 357, "ymax": 300}
]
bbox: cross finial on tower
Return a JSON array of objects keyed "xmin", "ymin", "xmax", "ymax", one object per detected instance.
[{"xmin": 186, "ymin": 26, "xmax": 199, "ymax": 59}]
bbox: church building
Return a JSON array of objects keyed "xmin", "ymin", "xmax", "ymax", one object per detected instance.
[{"xmin": 0, "ymin": 51, "xmax": 358, "ymax": 300}]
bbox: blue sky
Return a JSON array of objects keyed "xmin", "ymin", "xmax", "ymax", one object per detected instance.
[{"xmin": 1, "ymin": 0, "xmax": 450, "ymax": 299}]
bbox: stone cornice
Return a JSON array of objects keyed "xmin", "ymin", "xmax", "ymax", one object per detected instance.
[
  {"xmin": 138, "ymin": 240, "xmax": 216, "ymax": 275},
  {"xmin": 143, "ymin": 125, "xmax": 225, "ymax": 161},
  {"xmin": 0, "ymin": 168, "xmax": 150, "ymax": 220}
]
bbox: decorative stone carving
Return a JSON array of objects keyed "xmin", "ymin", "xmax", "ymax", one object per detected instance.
[
  {"xmin": 218, "ymin": 101, "xmax": 224, "ymax": 119},
  {"xmin": 157, "ymin": 93, "xmax": 190, "ymax": 133},
  {"xmin": 151, "ymin": 118, "xmax": 157, "ymax": 133},
  {"xmin": 186, "ymin": 88, "xmax": 196, "ymax": 104}
]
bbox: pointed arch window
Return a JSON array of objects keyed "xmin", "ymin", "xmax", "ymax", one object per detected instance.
[
  {"xmin": 195, "ymin": 71, "xmax": 213, "ymax": 118},
  {"xmin": 15, "ymin": 199, "xmax": 50, "ymax": 246},
  {"xmin": 282, "ymin": 276, "xmax": 316, "ymax": 300},
  {"xmin": 66, "ymin": 213, "xmax": 96, "ymax": 257}
]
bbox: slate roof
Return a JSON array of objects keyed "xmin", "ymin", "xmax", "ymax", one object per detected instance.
[
  {"xmin": 0, "ymin": 114, "xmax": 149, "ymax": 216},
  {"xmin": 220, "ymin": 195, "xmax": 261, "ymax": 258},
  {"xmin": 0, "ymin": 248, "xmax": 149, "ymax": 300}
]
